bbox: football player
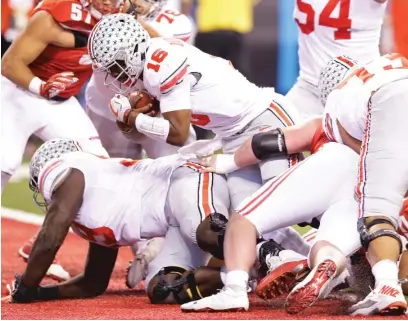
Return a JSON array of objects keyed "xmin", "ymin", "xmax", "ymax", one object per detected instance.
[{"xmin": 287, "ymin": 0, "xmax": 388, "ymax": 119}]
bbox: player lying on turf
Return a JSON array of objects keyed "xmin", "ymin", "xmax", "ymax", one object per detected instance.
[
  {"xmin": 184, "ymin": 54, "xmax": 408, "ymax": 316},
  {"xmin": 9, "ymin": 138, "xmax": 232, "ymax": 304}
]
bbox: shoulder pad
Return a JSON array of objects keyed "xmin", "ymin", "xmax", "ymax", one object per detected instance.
[
  {"xmin": 144, "ymin": 38, "xmax": 188, "ymax": 96},
  {"xmin": 33, "ymin": 0, "xmax": 96, "ymax": 31}
]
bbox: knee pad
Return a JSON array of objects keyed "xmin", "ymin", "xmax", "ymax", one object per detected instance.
[
  {"xmin": 208, "ymin": 213, "xmax": 228, "ymax": 260},
  {"xmin": 357, "ymin": 217, "xmax": 403, "ymax": 254},
  {"xmin": 150, "ymin": 267, "xmax": 202, "ymax": 304}
]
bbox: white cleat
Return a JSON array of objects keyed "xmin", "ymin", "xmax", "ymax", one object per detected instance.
[
  {"xmin": 348, "ymin": 283, "xmax": 407, "ymax": 316},
  {"xmin": 46, "ymin": 263, "xmax": 71, "ymax": 282},
  {"xmin": 181, "ymin": 286, "xmax": 249, "ymax": 312}
]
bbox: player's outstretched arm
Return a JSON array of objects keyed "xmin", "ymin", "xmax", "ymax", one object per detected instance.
[
  {"xmin": 1, "ymin": 11, "xmax": 75, "ymax": 93},
  {"xmin": 52, "ymin": 243, "xmax": 118, "ymax": 299},
  {"xmin": 200, "ymin": 117, "xmax": 321, "ymax": 174},
  {"xmin": 10, "ymin": 169, "xmax": 84, "ymax": 303}
]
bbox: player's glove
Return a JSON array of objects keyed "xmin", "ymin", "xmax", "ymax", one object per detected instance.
[
  {"xmin": 110, "ymin": 94, "xmax": 133, "ymax": 124},
  {"xmin": 29, "ymin": 72, "xmax": 79, "ymax": 99},
  {"xmin": 9, "ymin": 274, "xmax": 38, "ymax": 303}
]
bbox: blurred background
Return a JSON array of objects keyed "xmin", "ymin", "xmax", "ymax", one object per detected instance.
[{"xmin": 1, "ymin": 0, "xmax": 408, "ymax": 213}]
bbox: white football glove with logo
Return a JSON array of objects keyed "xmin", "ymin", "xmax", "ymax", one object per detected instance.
[{"xmin": 109, "ymin": 94, "xmax": 132, "ymax": 123}]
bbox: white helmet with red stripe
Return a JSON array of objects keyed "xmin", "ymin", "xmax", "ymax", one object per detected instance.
[
  {"xmin": 88, "ymin": 13, "xmax": 150, "ymax": 94},
  {"xmin": 134, "ymin": 0, "xmax": 168, "ymax": 19},
  {"xmin": 80, "ymin": 0, "xmax": 124, "ymax": 20},
  {"xmin": 318, "ymin": 55, "xmax": 359, "ymax": 105}
]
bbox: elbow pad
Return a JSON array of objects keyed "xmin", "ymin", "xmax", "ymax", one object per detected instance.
[{"xmin": 251, "ymin": 128, "xmax": 287, "ymax": 160}]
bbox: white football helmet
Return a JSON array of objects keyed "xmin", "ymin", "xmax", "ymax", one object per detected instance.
[
  {"xmin": 135, "ymin": 0, "xmax": 168, "ymax": 19},
  {"xmin": 88, "ymin": 13, "xmax": 150, "ymax": 94},
  {"xmin": 318, "ymin": 55, "xmax": 359, "ymax": 105},
  {"xmin": 29, "ymin": 139, "xmax": 82, "ymax": 208},
  {"xmin": 80, "ymin": 0, "xmax": 125, "ymax": 20}
]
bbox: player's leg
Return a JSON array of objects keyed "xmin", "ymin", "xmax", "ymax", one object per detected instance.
[
  {"xmin": 285, "ymin": 78, "xmax": 324, "ymax": 120},
  {"xmin": 350, "ymin": 80, "xmax": 408, "ymax": 315},
  {"xmin": 35, "ymin": 96, "xmax": 107, "ymax": 156},
  {"xmin": 253, "ymin": 143, "xmax": 358, "ymax": 301},
  {"xmin": 285, "ymin": 197, "xmax": 361, "ymax": 314},
  {"xmin": 167, "ymin": 165, "xmax": 230, "ymax": 245},
  {"xmin": 1, "ymin": 77, "xmax": 39, "ymax": 193},
  {"xmin": 182, "ymin": 142, "xmax": 355, "ymax": 311},
  {"xmin": 1, "ymin": 78, "xmax": 71, "ymax": 280},
  {"xmin": 145, "ymin": 226, "xmax": 220, "ymax": 304}
]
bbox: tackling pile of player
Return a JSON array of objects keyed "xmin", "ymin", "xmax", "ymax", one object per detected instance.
[{"xmin": 2, "ymin": 0, "xmax": 407, "ymax": 317}]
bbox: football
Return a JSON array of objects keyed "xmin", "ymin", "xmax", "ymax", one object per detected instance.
[{"xmin": 129, "ymin": 90, "xmax": 160, "ymax": 115}]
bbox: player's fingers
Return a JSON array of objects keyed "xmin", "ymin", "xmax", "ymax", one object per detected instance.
[
  {"xmin": 138, "ymin": 103, "xmax": 154, "ymax": 114},
  {"xmin": 129, "ymin": 91, "xmax": 143, "ymax": 106},
  {"xmin": 58, "ymin": 71, "xmax": 75, "ymax": 77}
]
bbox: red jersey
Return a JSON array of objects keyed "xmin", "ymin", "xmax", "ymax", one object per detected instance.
[
  {"xmin": 310, "ymin": 122, "xmax": 330, "ymax": 155},
  {"xmin": 29, "ymin": 0, "xmax": 98, "ymax": 98}
]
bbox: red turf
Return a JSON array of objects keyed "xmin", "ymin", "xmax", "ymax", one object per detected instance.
[{"xmin": 2, "ymin": 218, "xmax": 407, "ymax": 320}]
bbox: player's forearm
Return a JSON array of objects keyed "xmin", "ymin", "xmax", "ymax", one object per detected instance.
[
  {"xmin": 282, "ymin": 117, "xmax": 322, "ymax": 154},
  {"xmin": 1, "ymin": 55, "xmax": 38, "ymax": 91},
  {"xmin": 233, "ymin": 138, "xmax": 261, "ymax": 168},
  {"xmin": 57, "ymin": 274, "xmax": 107, "ymax": 298},
  {"xmin": 22, "ymin": 215, "xmax": 71, "ymax": 287}
]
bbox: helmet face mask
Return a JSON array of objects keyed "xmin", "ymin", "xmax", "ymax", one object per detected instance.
[
  {"xmin": 88, "ymin": 13, "xmax": 150, "ymax": 94},
  {"xmin": 80, "ymin": 0, "xmax": 125, "ymax": 19},
  {"xmin": 29, "ymin": 139, "xmax": 82, "ymax": 211},
  {"xmin": 133, "ymin": 0, "xmax": 168, "ymax": 19},
  {"xmin": 318, "ymin": 55, "xmax": 359, "ymax": 105}
]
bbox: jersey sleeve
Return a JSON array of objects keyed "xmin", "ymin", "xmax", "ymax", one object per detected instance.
[
  {"xmin": 143, "ymin": 38, "xmax": 189, "ymax": 99},
  {"xmin": 32, "ymin": 0, "xmax": 96, "ymax": 32}
]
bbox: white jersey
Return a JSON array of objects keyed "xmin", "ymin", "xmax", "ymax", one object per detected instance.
[
  {"xmin": 86, "ymin": 7, "xmax": 192, "ymax": 120},
  {"xmin": 37, "ymin": 152, "xmax": 186, "ymax": 247},
  {"xmin": 323, "ymin": 53, "xmax": 408, "ymax": 143},
  {"xmin": 295, "ymin": 0, "xmax": 387, "ymax": 86},
  {"xmin": 143, "ymin": 37, "xmax": 279, "ymax": 137}
]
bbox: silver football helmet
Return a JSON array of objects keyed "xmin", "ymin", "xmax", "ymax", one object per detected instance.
[
  {"xmin": 88, "ymin": 13, "xmax": 150, "ymax": 94},
  {"xmin": 29, "ymin": 139, "xmax": 82, "ymax": 208},
  {"xmin": 318, "ymin": 55, "xmax": 359, "ymax": 105}
]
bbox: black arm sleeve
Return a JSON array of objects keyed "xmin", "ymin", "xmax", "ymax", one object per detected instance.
[{"xmin": 251, "ymin": 128, "xmax": 288, "ymax": 160}]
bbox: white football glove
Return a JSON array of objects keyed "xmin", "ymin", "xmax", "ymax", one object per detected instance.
[{"xmin": 109, "ymin": 94, "xmax": 132, "ymax": 123}]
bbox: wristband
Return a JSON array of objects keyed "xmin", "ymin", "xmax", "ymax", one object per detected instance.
[
  {"xmin": 135, "ymin": 113, "xmax": 170, "ymax": 142},
  {"xmin": 215, "ymin": 154, "xmax": 240, "ymax": 174},
  {"xmin": 28, "ymin": 77, "xmax": 44, "ymax": 96},
  {"xmin": 37, "ymin": 285, "xmax": 60, "ymax": 301}
]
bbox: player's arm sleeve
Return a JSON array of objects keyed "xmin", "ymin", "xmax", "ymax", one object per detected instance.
[{"xmin": 21, "ymin": 169, "xmax": 84, "ymax": 288}]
